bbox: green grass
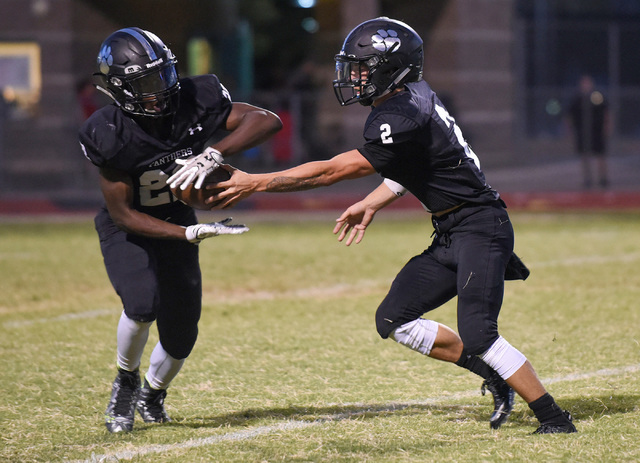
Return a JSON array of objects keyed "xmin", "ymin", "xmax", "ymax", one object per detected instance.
[{"xmin": 1, "ymin": 211, "xmax": 639, "ymax": 462}]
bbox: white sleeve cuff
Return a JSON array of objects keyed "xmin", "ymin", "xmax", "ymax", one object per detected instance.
[{"xmin": 383, "ymin": 178, "xmax": 408, "ymax": 197}]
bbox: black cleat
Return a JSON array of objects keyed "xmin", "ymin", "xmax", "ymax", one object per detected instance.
[
  {"xmin": 136, "ymin": 380, "xmax": 171, "ymax": 423},
  {"xmin": 481, "ymin": 372, "xmax": 516, "ymax": 429},
  {"xmin": 533, "ymin": 410, "xmax": 577, "ymax": 434},
  {"xmin": 105, "ymin": 368, "xmax": 140, "ymax": 433}
]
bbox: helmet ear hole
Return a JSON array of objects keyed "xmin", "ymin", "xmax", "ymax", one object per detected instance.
[
  {"xmin": 92, "ymin": 72, "xmax": 108, "ymax": 88},
  {"xmin": 92, "ymin": 72, "xmax": 119, "ymax": 105}
]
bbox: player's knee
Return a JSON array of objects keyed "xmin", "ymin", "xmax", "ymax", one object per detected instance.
[
  {"xmin": 159, "ymin": 325, "xmax": 198, "ymax": 359},
  {"xmin": 389, "ymin": 319, "xmax": 439, "ymax": 355},
  {"xmin": 458, "ymin": 327, "xmax": 497, "ymax": 356},
  {"xmin": 480, "ymin": 336, "xmax": 527, "ymax": 379},
  {"xmin": 375, "ymin": 304, "xmax": 399, "ymax": 339},
  {"xmin": 123, "ymin": 305, "xmax": 156, "ymax": 323},
  {"xmin": 121, "ymin": 288, "xmax": 159, "ymax": 323}
]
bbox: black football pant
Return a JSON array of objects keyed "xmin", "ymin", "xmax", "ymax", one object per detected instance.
[
  {"xmin": 375, "ymin": 201, "xmax": 514, "ymax": 355},
  {"xmin": 95, "ymin": 207, "xmax": 201, "ymax": 359}
]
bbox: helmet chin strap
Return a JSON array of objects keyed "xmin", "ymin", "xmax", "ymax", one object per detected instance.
[
  {"xmin": 376, "ymin": 67, "xmax": 412, "ymax": 100},
  {"xmin": 94, "ymin": 84, "xmax": 118, "ymax": 104},
  {"xmin": 93, "ymin": 73, "xmax": 122, "ymax": 108}
]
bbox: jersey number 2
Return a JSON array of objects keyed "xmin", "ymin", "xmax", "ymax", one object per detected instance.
[{"xmin": 380, "ymin": 123, "xmax": 394, "ymax": 144}]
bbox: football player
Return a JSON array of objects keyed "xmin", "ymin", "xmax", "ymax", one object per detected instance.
[
  {"xmin": 192, "ymin": 17, "xmax": 577, "ymax": 434},
  {"xmin": 79, "ymin": 27, "xmax": 282, "ymax": 433}
]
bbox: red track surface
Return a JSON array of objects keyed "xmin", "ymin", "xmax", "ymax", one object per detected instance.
[{"xmin": 2, "ymin": 190, "xmax": 640, "ymax": 216}]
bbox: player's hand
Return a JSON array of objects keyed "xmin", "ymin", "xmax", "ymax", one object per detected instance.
[
  {"xmin": 333, "ymin": 202, "xmax": 377, "ymax": 246},
  {"xmin": 184, "ymin": 218, "xmax": 249, "ymax": 244},
  {"xmin": 207, "ymin": 167, "xmax": 258, "ymax": 209},
  {"xmin": 167, "ymin": 147, "xmax": 224, "ymax": 191}
]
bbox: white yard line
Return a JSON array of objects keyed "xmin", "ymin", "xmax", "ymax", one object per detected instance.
[
  {"xmin": 74, "ymin": 421, "xmax": 317, "ymax": 463},
  {"xmin": 528, "ymin": 252, "xmax": 640, "ymax": 268},
  {"xmin": 7, "ymin": 250, "xmax": 640, "ymax": 329},
  {"xmin": 71, "ymin": 363, "xmax": 640, "ymax": 463},
  {"xmin": 2, "ymin": 308, "xmax": 113, "ymax": 328},
  {"xmin": 2, "ymin": 280, "xmax": 385, "ymax": 328}
]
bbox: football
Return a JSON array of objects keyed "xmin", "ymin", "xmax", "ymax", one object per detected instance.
[{"xmin": 170, "ymin": 168, "xmax": 231, "ymax": 210}]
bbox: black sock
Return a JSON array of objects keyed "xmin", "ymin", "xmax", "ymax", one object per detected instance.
[
  {"xmin": 528, "ymin": 393, "xmax": 566, "ymax": 424},
  {"xmin": 455, "ymin": 348, "xmax": 492, "ymax": 380}
]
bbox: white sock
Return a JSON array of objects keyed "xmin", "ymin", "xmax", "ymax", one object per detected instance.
[
  {"xmin": 390, "ymin": 319, "xmax": 439, "ymax": 355},
  {"xmin": 145, "ymin": 342, "xmax": 185, "ymax": 390},
  {"xmin": 480, "ymin": 336, "xmax": 527, "ymax": 380},
  {"xmin": 116, "ymin": 311, "xmax": 152, "ymax": 372}
]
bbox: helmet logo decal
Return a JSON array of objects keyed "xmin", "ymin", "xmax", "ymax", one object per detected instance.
[
  {"xmin": 97, "ymin": 44, "xmax": 114, "ymax": 74},
  {"xmin": 124, "ymin": 65, "xmax": 142, "ymax": 74},
  {"xmin": 371, "ymin": 29, "xmax": 400, "ymax": 52},
  {"xmin": 145, "ymin": 58, "xmax": 164, "ymax": 69}
]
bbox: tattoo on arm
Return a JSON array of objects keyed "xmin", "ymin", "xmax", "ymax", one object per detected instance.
[{"xmin": 266, "ymin": 176, "xmax": 322, "ymax": 192}]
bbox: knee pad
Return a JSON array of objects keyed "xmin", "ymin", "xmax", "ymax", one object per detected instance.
[
  {"xmin": 480, "ymin": 336, "xmax": 527, "ymax": 380},
  {"xmin": 390, "ymin": 319, "xmax": 439, "ymax": 356}
]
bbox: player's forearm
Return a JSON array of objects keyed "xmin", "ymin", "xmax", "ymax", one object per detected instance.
[
  {"xmin": 251, "ymin": 160, "xmax": 340, "ymax": 193},
  {"xmin": 110, "ymin": 207, "xmax": 188, "ymax": 240},
  {"xmin": 362, "ymin": 181, "xmax": 401, "ymax": 211},
  {"xmin": 251, "ymin": 151, "xmax": 374, "ymax": 193}
]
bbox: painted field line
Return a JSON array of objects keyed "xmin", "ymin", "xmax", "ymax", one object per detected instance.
[
  {"xmin": 7, "ymin": 249, "xmax": 640, "ymax": 329},
  {"xmin": 207, "ymin": 278, "xmax": 384, "ymax": 304},
  {"xmin": 71, "ymin": 363, "xmax": 640, "ymax": 463},
  {"xmin": 2, "ymin": 308, "xmax": 113, "ymax": 328},
  {"xmin": 528, "ymin": 252, "xmax": 640, "ymax": 268},
  {"xmin": 73, "ymin": 421, "xmax": 317, "ymax": 463},
  {"xmin": 2, "ymin": 280, "xmax": 385, "ymax": 329},
  {"xmin": 542, "ymin": 363, "xmax": 640, "ymax": 385}
]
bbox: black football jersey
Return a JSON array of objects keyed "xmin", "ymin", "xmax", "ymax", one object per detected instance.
[
  {"xmin": 79, "ymin": 74, "xmax": 233, "ymax": 218},
  {"xmin": 358, "ymin": 80, "xmax": 499, "ymax": 213}
]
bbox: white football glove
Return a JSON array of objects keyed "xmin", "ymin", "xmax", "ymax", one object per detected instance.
[
  {"xmin": 167, "ymin": 147, "xmax": 224, "ymax": 190},
  {"xmin": 184, "ymin": 218, "xmax": 249, "ymax": 244}
]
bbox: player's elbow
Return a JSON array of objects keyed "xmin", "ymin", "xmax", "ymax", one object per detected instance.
[
  {"xmin": 107, "ymin": 206, "xmax": 138, "ymax": 234},
  {"xmin": 265, "ymin": 111, "xmax": 283, "ymax": 135},
  {"xmin": 251, "ymin": 109, "xmax": 283, "ymax": 137},
  {"xmin": 111, "ymin": 214, "xmax": 136, "ymax": 234}
]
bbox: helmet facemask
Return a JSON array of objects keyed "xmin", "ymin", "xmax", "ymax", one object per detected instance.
[
  {"xmin": 333, "ymin": 56, "xmax": 378, "ymax": 106},
  {"xmin": 95, "ymin": 61, "xmax": 180, "ymax": 118}
]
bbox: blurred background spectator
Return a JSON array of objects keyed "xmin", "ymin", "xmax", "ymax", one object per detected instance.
[{"xmin": 566, "ymin": 75, "xmax": 612, "ymax": 189}]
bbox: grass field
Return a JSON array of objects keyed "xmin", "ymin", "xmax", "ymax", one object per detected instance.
[{"xmin": 1, "ymin": 210, "xmax": 639, "ymax": 462}]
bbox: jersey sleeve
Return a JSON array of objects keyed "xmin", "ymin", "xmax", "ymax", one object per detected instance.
[
  {"xmin": 78, "ymin": 108, "xmax": 125, "ymax": 168},
  {"xmin": 359, "ymin": 112, "xmax": 420, "ymax": 173},
  {"xmin": 184, "ymin": 74, "xmax": 233, "ymax": 126}
]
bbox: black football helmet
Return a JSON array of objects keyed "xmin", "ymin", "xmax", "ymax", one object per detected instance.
[
  {"xmin": 94, "ymin": 27, "xmax": 180, "ymax": 118},
  {"xmin": 333, "ymin": 17, "xmax": 423, "ymax": 106}
]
